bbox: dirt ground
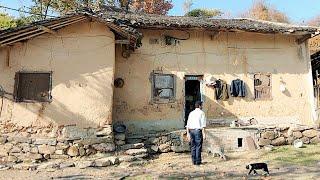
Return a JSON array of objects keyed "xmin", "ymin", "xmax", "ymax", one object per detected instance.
[{"xmin": 0, "ymin": 145, "xmax": 320, "ymax": 180}]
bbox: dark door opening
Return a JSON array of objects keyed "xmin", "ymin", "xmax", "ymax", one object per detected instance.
[{"xmin": 185, "ymin": 78, "xmax": 201, "ymax": 125}]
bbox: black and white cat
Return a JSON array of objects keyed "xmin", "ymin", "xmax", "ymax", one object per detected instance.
[{"xmin": 246, "ymin": 163, "xmax": 269, "ymax": 175}]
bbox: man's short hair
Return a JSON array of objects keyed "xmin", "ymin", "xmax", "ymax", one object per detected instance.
[{"xmin": 195, "ymin": 101, "xmax": 203, "ymax": 108}]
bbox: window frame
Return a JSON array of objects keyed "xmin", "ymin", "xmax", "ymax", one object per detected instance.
[
  {"xmin": 253, "ymin": 73, "xmax": 272, "ymax": 100},
  {"xmin": 14, "ymin": 71, "xmax": 53, "ymax": 103},
  {"xmin": 151, "ymin": 72, "xmax": 176, "ymax": 103}
]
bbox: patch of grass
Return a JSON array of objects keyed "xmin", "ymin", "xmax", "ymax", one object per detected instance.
[{"xmin": 261, "ymin": 144, "xmax": 320, "ymax": 166}]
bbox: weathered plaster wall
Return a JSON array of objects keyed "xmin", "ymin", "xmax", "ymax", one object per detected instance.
[
  {"xmin": 0, "ymin": 21, "xmax": 115, "ymax": 128},
  {"xmin": 113, "ymin": 30, "xmax": 315, "ymax": 133}
]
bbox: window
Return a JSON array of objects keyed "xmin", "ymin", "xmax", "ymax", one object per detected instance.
[
  {"xmin": 152, "ymin": 73, "xmax": 175, "ymax": 102},
  {"xmin": 14, "ymin": 72, "xmax": 52, "ymax": 102},
  {"xmin": 254, "ymin": 73, "xmax": 272, "ymax": 100}
]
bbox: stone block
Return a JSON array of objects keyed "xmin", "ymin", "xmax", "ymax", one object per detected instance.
[
  {"xmin": 119, "ymin": 155, "xmax": 137, "ymax": 163},
  {"xmin": 61, "ymin": 126, "xmax": 96, "ymax": 140},
  {"xmin": 271, "ymin": 137, "xmax": 286, "ymax": 146},
  {"xmin": 38, "ymin": 145, "xmax": 56, "ymax": 155},
  {"xmin": 120, "ymin": 143, "xmax": 144, "ymax": 151},
  {"xmin": 7, "ymin": 136, "xmax": 31, "ymax": 144},
  {"xmin": 258, "ymin": 138, "xmax": 271, "ymax": 146},
  {"xmin": 7, "ymin": 155, "xmax": 18, "ymax": 162},
  {"xmin": 302, "ymin": 129, "xmax": 319, "ymax": 138},
  {"xmin": 30, "ymin": 147, "xmax": 39, "ymax": 154},
  {"xmin": 150, "ymin": 145, "xmax": 159, "ymax": 153},
  {"xmin": 19, "ymin": 143, "xmax": 31, "ymax": 153},
  {"xmin": 74, "ymin": 137, "xmax": 112, "ymax": 146},
  {"xmin": 59, "ymin": 162, "xmax": 74, "ymax": 169},
  {"xmin": 293, "ymin": 131, "xmax": 303, "ymax": 138},
  {"xmin": 159, "ymin": 144, "xmax": 171, "ymax": 153},
  {"xmin": 261, "ymin": 131, "xmax": 276, "ymax": 140},
  {"xmin": 286, "ymin": 137, "xmax": 295, "ymax": 145},
  {"xmin": 310, "ymin": 136, "xmax": 320, "ymax": 144},
  {"xmin": 74, "ymin": 160, "xmax": 94, "ymax": 169},
  {"xmin": 55, "ymin": 143, "xmax": 69, "ymax": 150},
  {"xmin": 94, "ymin": 158, "xmax": 112, "ymax": 167},
  {"xmin": 0, "ymin": 136, "xmax": 7, "ymax": 144},
  {"xmin": 50, "ymin": 154, "xmax": 69, "ymax": 159},
  {"xmin": 79, "ymin": 147, "xmax": 86, "ymax": 156},
  {"xmin": 300, "ymin": 137, "xmax": 310, "ymax": 144},
  {"xmin": 33, "ymin": 138, "xmax": 57, "ymax": 146},
  {"xmin": 55, "ymin": 149, "xmax": 65, "ymax": 155},
  {"xmin": 96, "ymin": 126, "xmax": 113, "ymax": 136},
  {"xmin": 92, "ymin": 143, "xmax": 115, "ymax": 152},
  {"xmin": 125, "ymin": 148, "xmax": 148, "ymax": 156},
  {"xmin": 67, "ymin": 146, "xmax": 79, "ymax": 157},
  {"xmin": 10, "ymin": 146, "xmax": 22, "ymax": 153}
]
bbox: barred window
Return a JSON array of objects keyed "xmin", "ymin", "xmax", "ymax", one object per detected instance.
[
  {"xmin": 254, "ymin": 73, "xmax": 272, "ymax": 100},
  {"xmin": 14, "ymin": 72, "xmax": 52, "ymax": 102},
  {"xmin": 152, "ymin": 73, "xmax": 175, "ymax": 101}
]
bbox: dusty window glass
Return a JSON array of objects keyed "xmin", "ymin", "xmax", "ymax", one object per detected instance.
[
  {"xmin": 254, "ymin": 73, "xmax": 272, "ymax": 100},
  {"xmin": 152, "ymin": 73, "xmax": 175, "ymax": 101},
  {"xmin": 14, "ymin": 72, "xmax": 52, "ymax": 102}
]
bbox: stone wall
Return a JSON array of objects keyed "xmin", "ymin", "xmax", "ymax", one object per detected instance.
[
  {"xmin": 0, "ymin": 123, "xmax": 116, "ymax": 165},
  {"xmin": 257, "ymin": 126, "xmax": 320, "ymax": 147}
]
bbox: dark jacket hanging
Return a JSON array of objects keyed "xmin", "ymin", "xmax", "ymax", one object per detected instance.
[
  {"xmin": 214, "ymin": 79, "xmax": 229, "ymax": 100},
  {"xmin": 230, "ymin": 79, "xmax": 246, "ymax": 97}
]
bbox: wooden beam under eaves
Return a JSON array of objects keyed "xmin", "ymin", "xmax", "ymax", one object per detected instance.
[
  {"xmin": 296, "ymin": 34, "xmax": 311, "ymax": 44},
  {"xmin": 37, "ymin": 25, "xmax": 58, "ymax": 35}
]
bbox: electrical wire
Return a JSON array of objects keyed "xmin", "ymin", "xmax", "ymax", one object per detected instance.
[{"xmin": 0, "ymin": 5, "xmax": 57, "ymax": 18}]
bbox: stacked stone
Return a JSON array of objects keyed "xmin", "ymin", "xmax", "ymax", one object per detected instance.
[
  {"xmin": 114, "ymin": 133, "xmax": 126, "ymax": 146},
  {"xmin": 257, "ymin": 126, "xmax": 320, "ymax": 147},
  {"xmin": 125, "ymin": 130, "xmax": 189, "ymax": 154},
  {"xmin": 0, "ymin": 125, "xmax": 116, "ymax": 166}
]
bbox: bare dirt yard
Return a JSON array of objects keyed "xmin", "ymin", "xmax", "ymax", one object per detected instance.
[{"xmin": 0, "ymin": 144, "xmax": 320, "ymax": 180}]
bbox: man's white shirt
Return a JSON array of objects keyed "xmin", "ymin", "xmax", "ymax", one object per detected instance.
[{"xmin": 186, "ymin": 108, "xmax": 206, "ymax": 129}]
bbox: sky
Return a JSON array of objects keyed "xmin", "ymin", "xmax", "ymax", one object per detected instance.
[{"xmin": 1, "ymin": 0, "xmax": 320, "ymax": 24}]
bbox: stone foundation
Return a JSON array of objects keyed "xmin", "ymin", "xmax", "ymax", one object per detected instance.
[{"xmin": 257, "ymin": 126, "xmax": 320, "ymax": 147}]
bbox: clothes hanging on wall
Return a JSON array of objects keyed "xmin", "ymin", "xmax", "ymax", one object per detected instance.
[
  {"xmin": 230, "ymin": 79, "xmax": 246, "ymax": 97},
  {"xmin": 214, "ymin": 79, "xmax": 229, "ymax": 100}
]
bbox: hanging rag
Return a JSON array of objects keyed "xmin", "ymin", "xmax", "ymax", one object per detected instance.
[
  {"xmin": 214, "ymin": 79, "xmax": 229, "ymax": 100},
  {"xmin": 230, "ymin": 79, "xmax": 246, "ymax": 97}
]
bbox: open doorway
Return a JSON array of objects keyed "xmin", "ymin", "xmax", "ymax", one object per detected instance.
[{"xmin": 184, "ymin": 76, "xmax": 202, "ymax": 125}]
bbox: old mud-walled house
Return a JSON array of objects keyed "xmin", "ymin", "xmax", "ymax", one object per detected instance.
[{"xmin": 0, "ymin": 6, "xmax": 319, "ymax": 137}]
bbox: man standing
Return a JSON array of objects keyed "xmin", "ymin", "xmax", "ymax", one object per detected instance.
[{"xmin": 186, "ymin": 101, "xmax": 206, "ymax": 165}]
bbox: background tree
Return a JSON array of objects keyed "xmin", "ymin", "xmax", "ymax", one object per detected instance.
[
  {"xmin": 0, "ymin": 13, "xmax": 17, "ymax": 30},
  {"xmin": 131, "ymin": 0, "xmax": 173, "ymax": 15},
  {"xmin": 185, "ymin": 8, "xmax": 222, "ymax": 18},
  {"xmin": 183, "ymin": 0, "xmax": 193, "ymax": 15},
  {"xmin": 241, "ymin": 0, "xmax": 289, "ymax": 23}
]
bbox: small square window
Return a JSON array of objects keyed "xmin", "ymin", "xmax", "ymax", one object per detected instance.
[
  {"xmin": 152, "ymin": 73, "xmax": 175, "ymax": 102},
  {"xmin": 254, "ymin": 73, "xmax": 272, "ymax": 100},
  {"xmin": 14, "ymin": 72, "xmax": 52, "ymax": 102}
]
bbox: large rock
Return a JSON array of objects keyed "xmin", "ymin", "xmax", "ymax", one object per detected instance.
[
  {"xmin": 159, "ymin": 144, "xmax": 171, "ymax": 153},
  {"xmin": 271, "ymin": 137, "xmax": 286, "ymax": 146},
  {"xmin": 261, "ymin": 131, "xmax": 276, "ymax": 140},
  {"xmin": 37, "ymin": 145, "xmax": 55, "ymax": 155},
  {"xmin": 125, "ymin": 148, "xmax": 148, "ymax": 156},
  {"xmin": 94, "ymin": 158, "xmax": 112, "ymax": 167},
  {"xmin": 24, "ymin": 153, "xmax": 43, "ymax": 161},
  {"xmin": 74, "ymin": 160, "xmax": 94, "ymax": 169},
  {"xmin": 120, "ymin": 143, "xmax": 144, "ymax": 151},
  {"xmin": 0, "ymin": 136, "xmax": 7, "ymax": 144},
  {"xmin": 7, "ymin": 136, "xmax": 31, "ymax": 144},
  {"xmin": 286, "ymin": 137, "xmax": 295, "ymax": 145},
  {"xmin": 119, "ymin": 155, "xmax": 137, "ymax": 163},
  {"xmin": 258, "ymin": 139, "xmax": 271, "ymax": 146},
  {"xmin": 59, "ymin": 162, "xmax": 74, "ymax": 169},
  {"xmin": 302, "ymin": 129, "xmax": 319, "ymax": 138},
  {"xmin": 92, "ymin": 143, "xmax": 115, "ymax": 152},
  {"xmin": 150, "ymin": 145, "xmax": 159, "ymax": 153},
  {"xmin": 96, "ymin": 126, "xmax": 113, "ymax": 136},
  {"xmin": 292, "ymin": 131, "xmax": 303, "ymax": 138},
  {"xmin": 61, "ymin": 126, "xmax": 95, "ymax": 140},
  {"xmin": 55, "ymin": 143, "xmax": 69, "ymax": 150},
  {"xmin": 33, "ymin": 138, "xmax": 57, "ymax": 146},
  {"xmin": 67, "ymin": 146, "xmax": 79, "ymax": 157},
  {"xmin": 300, "ymin": 137, "xmax": 310, "ymax": 144},
  {"xmin": 310, "ymin": 136, "xmax": 320, "ymax": 144}
]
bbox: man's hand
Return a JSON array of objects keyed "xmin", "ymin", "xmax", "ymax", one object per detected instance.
[
  {"xmin": 187, "ymin": 133, "xmax": 191, "ymax": 141},
  {"xmin": 202, "ymin": 130, "xmax": 206, "ymax": 140}
]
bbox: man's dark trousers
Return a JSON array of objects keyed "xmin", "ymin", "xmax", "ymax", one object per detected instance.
[{"xmin": 189, "ymin": 129, "xmax": 203, "ymax": 165}]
